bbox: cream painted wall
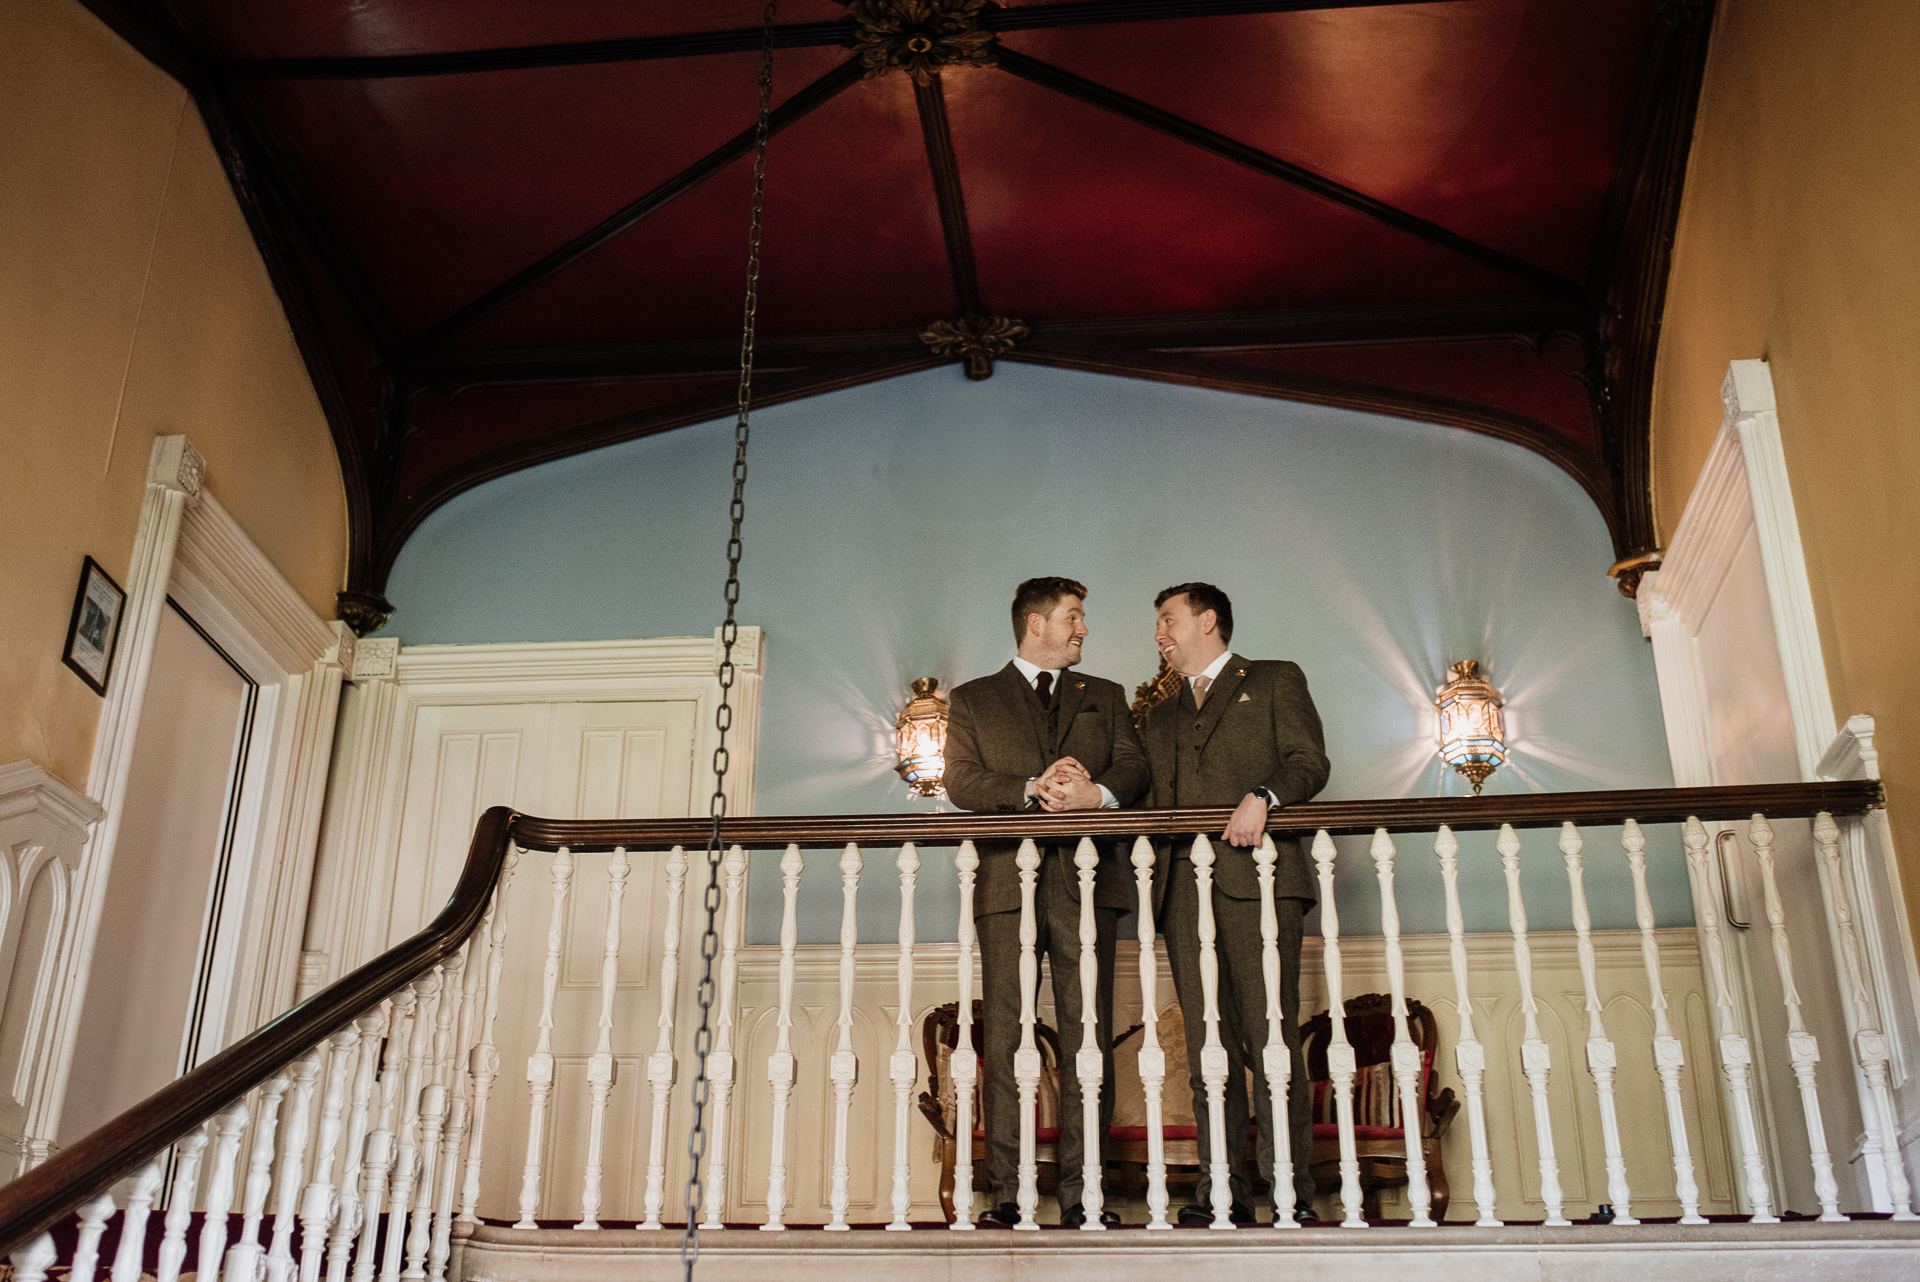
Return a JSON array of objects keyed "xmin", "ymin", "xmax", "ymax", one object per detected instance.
[
  {"xmin": 1652, "ymin": 0, "xmax": 1920, "ymax": 930},
  {"xmin": 0, "ymin": 0, "xmax": 346, "ymax": 789}
]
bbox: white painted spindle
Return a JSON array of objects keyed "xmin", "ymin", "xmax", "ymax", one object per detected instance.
[
  {"xmin": 888, "ymin": 843, "xmax": 921, "ymax": 1230},
  {"xmin": 1814, "ymin": 812, "xmax": 1918, "ymax": 1217},
  {"xmin": 12, "ymin": 1234, "xmax": 55, "ymax": 1282},
  {"xmin": 1683, "ymin": 817, "xmax": 1777, "ymax": 1222},
  {"xmin": 699, "ymin": 845, "xmax": 748, "ymax": 1229},
  {"xmin": 271, "ymin": 1049, "xmax": 325, "ymax": 1282},
  {"xmin": 157, "ymin": 1128, "xmax": 209, "ymax": 1282},
  {"xmin": 199, "ymin": 1100, "xmax": 248, "ymax": 1282},
  {"xmin": 1748, "ymin": 814, "xmax": 1846, "ymax": 1220},
  {"xmin": 1013, "ymin": 838, "xmax": 1042, "ymax": 1231},
  {"xmin": 639, "ymin": 848, "xmax": 688, "ymax": 1230},
  {"xmin": 73, "ymin": 1192, "xmax": 116, "ymax": 1282},
  {"xmin": 762, "ymin": 845, "xmax": 804, "ymax": 1230},
  {"xmin": 576, "ymin": 847, "xmax": 631, "ymax": 1229},
  {"xmin": 386, "ymin": 972, "xmax": 442, "ymax": 1282},
  {"xmin": 1312, "ymin": 830, "xmax": 1366, "ymax": 1229},
  {"xmin": 1500, "ymin": 824, "xmax": 1570, "ymax": 1226},
  {"xmin": 826, "ymin": 843, "xmax": 863, "ymax": 1230},
  {"xmin": 355, "ymin": 992, "xmax": 414, "ymax": 1282},
  {"xmin": 517, "ymin": 847, "xmax": 574, "ymax": 1227},
  {"xmin": 1254, "ymin": 837, "xmax": 1297, "ymax": 1228},
  {"xmin": 431, "ymin": 940, "xmax": 487, "ymax": 1282},
  {"xmin": 1435, "ymin": 827, "xmax": 1499, "ymax": 1225},
  {"xmin": 405, "ymin": 970, "xmax": 454, "ymax": 1280},
  {"xmin": 1073, "ymin": 838, "xmax": 1106, "ymax": 1229},
  {"xmin": 1131, "ymin": 836, "xmax": 1171, "ymax": 1230},
  {"xmin": 1621, "ymin": 821, "xmax": 1706, "ymax": 1224},
  {"xmin": 110, "ymin": 1160, "xmax": 163, "ymax": 1282},
  {"xmin": 459, "ymin": 847, "xmax": 520, "ymax": 1226},
  {"xmin": 303, "ymin": 1028, "xmax": 359, "ymax": 1282},
  {"xmin": 229, "ymin": 1071, "xmax": 289, "ymax": 1282},
  {"xmin": 1561, "ymin": 823, "xmax": 1636, "ymax": 1224},
  {"xmin": 1370, "ymin": 829, "xmax": 1435, "ymax": 1226},
  {"xmin": 1191, "ymin": 835, "xmax": 1236, "ymax": 1230},
  {"xmin": 328, "ymin": 1010, "xmax": 388, "ymax": 1282},
  {"xmin": 950, "ymin": 841, "xmax": 981, "ymax": 1230}
]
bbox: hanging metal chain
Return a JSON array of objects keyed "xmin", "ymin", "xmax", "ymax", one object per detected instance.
[{"xmin": 682, "ymin": 2, "xmax": 777, "ymax": 1276}]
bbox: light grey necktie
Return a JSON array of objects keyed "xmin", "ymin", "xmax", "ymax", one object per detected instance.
[{"xmin": 1192, "ymin": 674, "xmax": 1212, "ymax": 708}]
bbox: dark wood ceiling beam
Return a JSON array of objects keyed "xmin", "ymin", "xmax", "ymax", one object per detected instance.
[
  {"xmin": 995, "ymin": 47, "xmax": 1586, "ymax": 303},
  {"xmin": 400, "ymin": 297, "xmax": 1595, "ymax": 390},
  {"xmin": 913, "ymin": 75, "xmax": 985, "ymax": 316},
  {"xmin": 222, "ymin": 1, "xmax": 1470, "ymax": 80},
  {"xmin": 407, "ymin": 57, "xmax": 864, "ymax": 358}
]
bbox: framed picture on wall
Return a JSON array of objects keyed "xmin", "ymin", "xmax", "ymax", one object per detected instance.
[{"xmin": 63, "ymin": 556, "xmax": 127, "ymax": 695}]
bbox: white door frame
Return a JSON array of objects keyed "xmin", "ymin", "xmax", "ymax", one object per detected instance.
[{"xmin": 38, "ymin": 435, "xmax": 348, "ymax": 1159}]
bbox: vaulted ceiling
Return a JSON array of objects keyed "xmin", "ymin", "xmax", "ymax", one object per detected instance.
[{"xmin": 83, "ymin": 0, "xmax": 1714, "ymax": 632}]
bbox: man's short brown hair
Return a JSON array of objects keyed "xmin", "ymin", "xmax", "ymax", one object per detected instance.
[
  {"xmin": 1154, "ymin": 581, "xmax": 1234, "ymax": 644},
  {"xmin": 1011, "ymin": 576, "xmax": 1089, "ymax": 644}
]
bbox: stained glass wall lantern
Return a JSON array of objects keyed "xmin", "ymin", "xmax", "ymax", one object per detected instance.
[
  {"xmin": 1436, "ymin": 660, "xmax": 1506, "ymax": 794},
  {"xmin": 894, "ymin": 677, "xmax": 951, "ymax": 796}
]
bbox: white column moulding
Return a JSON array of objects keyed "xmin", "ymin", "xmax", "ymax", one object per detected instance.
[
  {"xmin": 762, "ymin": 844, "xmax": 804, "ymax": 1231},
  {"xmin": 825, "ymin": 843, "xmax": 863, "ymax": 1231},
  {"xmin": 1255, "ymin": 836, "xmax": 1298, "ymax": 1229},
  {"xmin": 1012, "ymin": 838, "xmax": 1043, "ymax": 1231},
  {"xmin": 1131, "ymin": 836, "xmax": 1171, "ymax": 1230},
  {"xmin": 1435, "ymin": 826, "xmax": 1501, "ymax": 1226},
  {"xmin": 1190, "ymin": 835, "xmax": 1236, "ymax": 1231},
  {"xmin": 1561, "ymin": 823, "xmax": 1636, "ymax": 1224},
  {"xmin": 950, "ymin": 841, "xmax": 981, "ymax": 1230},
  {"xmin": 1072, "ymin": 837, "xmax": 1106, "ymax": 1229},
  {"xmin": 1500, "ymin": 825, "xmax": 1571, "ymax": 1227},
  {"xmin": 638, "ymin": 848, "xmax": 686, "ymax": 1232},
  {"xmin": 700, "ymin": 845, "xmax": 748, "ymax": 1229},
  {"xmin": 886, "ymin": 843, "xmax": 920, "ymax": 1231},
  {"xmin": 1370, "ymin": 829, "xmax": 1435, "ymax": 1227},
  {"xmin": 1312, "ymin": 831, "xmax": 1366, "ymax": 1229}
]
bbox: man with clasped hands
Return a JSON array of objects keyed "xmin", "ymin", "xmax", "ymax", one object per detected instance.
[
  {"xmin": 1142, "ymin": 582, "xmax": 1330, "ymax": 1226},
  {"xmin": 944, "ymin": 576, "xmax": 1150, "ymax": 1227}
]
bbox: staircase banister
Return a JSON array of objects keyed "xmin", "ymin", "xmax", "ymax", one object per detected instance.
[
  {"xmin": 507, "ymin": 780, "xmax": 1883, "ymax": 851},
  {"xmin": 0, "ymin": 805, "xmax": 518, "ymax": 1257}
]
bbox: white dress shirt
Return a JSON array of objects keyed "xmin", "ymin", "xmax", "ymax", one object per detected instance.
[{"xmin": 1011, "ymin": 656, "xmax": 1118, "ymax": 809}]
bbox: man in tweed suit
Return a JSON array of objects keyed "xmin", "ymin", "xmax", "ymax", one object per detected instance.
[
  {"xmin": 944, "ymin": 577, "xmax": 1150, "ymax": 1226},
  {"xmin": 1144, "ymin": 582, "xmax": 1330, "ymax": 1225}
]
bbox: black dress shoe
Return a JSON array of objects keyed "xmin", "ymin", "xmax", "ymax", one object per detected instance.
[
  {"xmin": 1286, "ymin": 1200, "xmax": 1316, "ymax": 1224},
  {"xmin": 978, "ymin": 1201, "xmax": 1020, "ymax": 1226},
  {"xmin": 1178, "ymin": 1201, "xmax": 1253, "ymax": 1225},
  {"xmin": 1101, "ymin": 1208, "xmax": 1122, "ymax": 1226},
  {"xmin": 1059, "ymin": 1204, "xmax": 1125, "ymax": 1227}
]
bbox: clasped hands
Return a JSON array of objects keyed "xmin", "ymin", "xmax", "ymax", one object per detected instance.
[{"xmin": 1033, "ymin": 757, "xmax": 1103, "ymax": 811}]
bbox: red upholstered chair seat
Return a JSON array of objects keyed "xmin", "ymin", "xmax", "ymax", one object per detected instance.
[{"xmin": 1312, "ymin": 1123, "xmax": 1404, "ymax": 1141}]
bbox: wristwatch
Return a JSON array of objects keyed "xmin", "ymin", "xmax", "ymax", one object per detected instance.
[{"xmin": 1249, "ymin": 786, "xmax": 1282, "ymax": 808}]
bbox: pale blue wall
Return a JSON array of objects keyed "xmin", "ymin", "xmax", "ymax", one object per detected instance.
[{"xmin": 381, "ymin": 364, "xmax": 1683, "ymax": 943}]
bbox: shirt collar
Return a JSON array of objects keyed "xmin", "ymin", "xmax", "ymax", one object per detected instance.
[
  {"xmin": 1011, "ymin": 655, "xmax": 1061, "ymax": 686},
  {"xmin": 1193, "ymin": 649, "xmax": 1234, "ymax": 685}
]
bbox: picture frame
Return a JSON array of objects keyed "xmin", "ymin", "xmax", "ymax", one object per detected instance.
[{"xmin": 63, "ymin": 556, "xmax": 127, "ymax": 696}]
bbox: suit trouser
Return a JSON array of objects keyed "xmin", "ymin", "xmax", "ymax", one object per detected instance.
[
  {"xmin": 976, "ymin": 850, "xmax": 1119, "ymax": 1212},
  {"xmin": 1162, "ymin": 852, "xmax": 1314, "ymax": 1210}
]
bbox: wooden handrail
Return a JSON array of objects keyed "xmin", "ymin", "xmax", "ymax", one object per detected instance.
[
  {"xmin": 510, "ymin": 779, "xmax": 1883, "ymax": 851},
  {"xmin": 0, "ymin": 806, "xmax": 518, "ymax": 1257},
  {"xmin": 0, "ymin": 778, "xmax": 1883, "ymax": 1252}
]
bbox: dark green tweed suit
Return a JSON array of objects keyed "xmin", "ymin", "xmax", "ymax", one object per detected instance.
[
  {"xmin": 1144, "ymin": 654, "xmax": 1330, "ymax": 1212},
  {"xmin": 945, "ymin": 662, "xmax": 1150, "ymax": 1211}
]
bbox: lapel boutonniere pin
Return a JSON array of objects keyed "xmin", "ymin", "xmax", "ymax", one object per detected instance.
[{"xmin": 1235, "ymin": 668, "xmax": 1248, "ymax": 677}]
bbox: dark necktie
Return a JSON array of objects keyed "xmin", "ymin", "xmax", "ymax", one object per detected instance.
[{"xmin": 1035, "ymin": 670, "xmax": 1053, "ymax": 710}]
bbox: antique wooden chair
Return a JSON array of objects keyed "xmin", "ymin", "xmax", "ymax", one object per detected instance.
[
  {"xmin": 916, "ymin": 999, "xmax": 1062, "ymax": 1223},
  {"xmin": 1300, "ymin": 993, "xmax": 1459, "ymax": 1221}
]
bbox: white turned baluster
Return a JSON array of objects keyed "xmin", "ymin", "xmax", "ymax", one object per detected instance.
[
  {"xmin": 1434, "ymin": 827, "xmax": 1499, "ymax": 1225},
  {"xmin": 12, "ymin": 1234, "xmax": 55, "ymax": 1282},
  {"xmin": 1254, "ymin": 837, "xmax": 1297, "ymax": 1229},
  {"xmin": 640, "ymin": 848, "xmax": 688, "ymax": 1230},
  {"xmin": 459, "ymin": 848, "xmax": 520, "ymax": 1226},
  {"xmin": 1621, "ymin": 821, "xmax": 1707, "ymax": 1224},
  {"xmin": 200, "ymin": 1100, "xmax": 249, "ymax": 1282},
  {"xmin": 1312, "ymin": 830, "xmax": 1366, "ymax": 1229},
  {"xmin": 887, "ymin": 844, "xmax": 921, "ymax": 1230},
  {"xmin": 1683, "ymin": 817, "xmax": 1778, "ymax": 1221},
  {"xmin": 158, "ymin": 1128, "xmax": 210, "ymax": 1282},
  {"xmin": 385, "ymin": 972, "xmax": 441, "ymax": 1282},
  {"xmin": 354, "ymin": 994, "xmax": 414, "ymax": 1282},
  {"xmin": 576, "ymin": 847, "xmax": 631, "ymax": 1230},
  {"xmin": 328, "ymin": 1010, "xmax": 388, "ymax": 1282},
  {"xmin": 302, "ymin": 1028, "xmax": 359, "ymax": 1282},
  {"xmin": 1561, "ymin": 823, "xmax": 1636, "ymax": 1224},
  {"xmin": 826, "ymin": 843, "xmax": 863, "ymax": 1230},
  {"xmin": 1814, "ymin": 812, "xmax": 1918, "ymax": 1218},
  {"xmin": 1500, "ymin": 824, "xmax": 1571, "ymax": 1226},
  {"xmin": 1369, "ymin": 830, "xmax": 1435, "ymax": 1226},
  {"xmin": 73, "ymin": 1191, "xmax": 116, "ymax": 1282},
  {"xmin": 950, "ymin": 841, "xmax": 982, "ymax": 1230},
  {"xmin": 1131, "ymin": 837, "xmax": 1171, "ymax": 1230},
  {"xmin": 431, "ymin": 940, "xmax": 487, "ymax": 1282},
  {"xmin": 228, "ymin": 1071, "xmax": 290, "ymax": 1282},
  {"xmin": 517, "ymin": 847, "xmax": 574, "ymax": 1227},
  {"xmin": 699, "ymin": 845, "xmax": 748, "ymax": 1229},
  {"xmin": 405, "ymin": 963, "xmax": 456, "ymax": 1279},
  {"xmin": 111, "ymin": 1160, "xmax": 164, "ymax": 1282},
  {"xmin": 1190, "ymin": 835, "xmax": 1236, "ymax": 1230},
  {"xmin": 1072, "ymin": 838, "xmax": 1107, "ymax": 1229},
  {"xmin": 1748, "ymin": 814, "xmax": 1846, "ymax": 1221},
  {"xmin": 762, "ymin": 845, "xmax": 804, "ymax": 1230},
  {"xmin": 1012, "ymin": 838, "xmax": 1043, "ymax": 1231},
  {"xmin": 270, "ymin": 1049, "xmax": 325, "ymax": 1282}
]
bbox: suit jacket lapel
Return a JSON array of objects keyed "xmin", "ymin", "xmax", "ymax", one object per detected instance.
[
  {"xmin": 1193, "ymin": 654, "xmax": 1249, "ymax": 753},
  {"xmin": 995, "ymin": 661, "xmax": 1049, "ymax": 760}
]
